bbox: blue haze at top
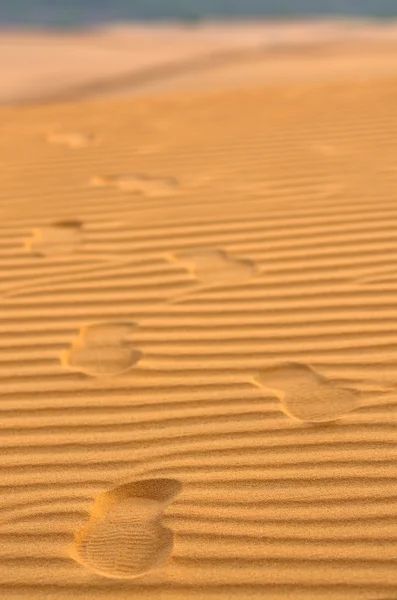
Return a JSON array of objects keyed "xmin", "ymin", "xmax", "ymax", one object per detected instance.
[{"xmin": 0, "ymin": 0, "xmax": 396, "ymax": 27}]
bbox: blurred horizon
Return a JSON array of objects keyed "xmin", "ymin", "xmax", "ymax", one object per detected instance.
[{"xmin": 1, "ymin": 0, "xmax": 397, "ymax": 28}]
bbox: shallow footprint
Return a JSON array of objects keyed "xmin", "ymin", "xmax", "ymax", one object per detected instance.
[
  {"xmin": 169, "ymin": 248, "xmax": 258, "ymax": 286},
  {"xmin": 62, "ymin": 321, "xmax": 140, "ymax": 377},
  {"xmin": 71, "ymin": 478, "xmax": 181, "ymax": 579},
  {"xmin": 90, "ymin": 173, "xmax": 178, "ymax": 197},
  {"xmin": 77, "ymin": 322, "xmax": 137, "ymax": 348},
  {"xmin": 25, "ymin": 220, "xmax": 83, "ymax": 257},
  {"xmin": 309, "ymin": 143, "xmax": 343, "ymax": 157},
  {"xmin": 62, "ymin": 345, "xmax": 141, "ymax": 377},
  {"xmin": 253, "ymin": 362, "xmax": 389, "ymax": 423},
  {"xmin": 47, "ymin": 131, "xmax": 98, "ymax": 148}
]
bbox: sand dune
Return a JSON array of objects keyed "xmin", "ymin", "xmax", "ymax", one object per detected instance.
[{"xmin": 1, "ymin": 65, "xmax": 397, "ymax": 599}]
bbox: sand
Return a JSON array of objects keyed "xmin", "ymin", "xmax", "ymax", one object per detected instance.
[
  {"xmin": 3, "ymin": 20, "xmax": 397, "ymax": 104},
  {"xmin": 1, "ymin": 22, "xmax": 397, "ymax": 600}
]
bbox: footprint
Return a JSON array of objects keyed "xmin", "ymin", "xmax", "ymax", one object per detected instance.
[
  {"xmin": 62, "ymin": 346, "xmax": 141, "ymax": 377},
  {"xmin": 309, "ymin": 143, "xmax": 342, "ymax": 157},
  {"xmin": 134, "ymin": 143, "xmax": 165, "ymax": 156},
  {"xmin": 61, "ymin": 321, "xmax": 141, "ymax": 377},
  {"xmin": 169, "ymin": 249, "xmax": 257, "ymax": 286},
  {"xmin": 187, "ymin": 174, "xmax": 221, "ymax": 189},
  {"xmin": 70, "ymin": 478, "xmax": 181, "ymax": 579},
  {"xmin": 77, "ymin": 322, "xmax": 137, "ymax": 347},
  {"xmin": 253, "ymin": 362, "xmax": 392, "ymax": 423},
  {"xmin": 90, "ymin": 174, "xmax": 179, "ymax": 197},
  {"xmin": 46, "ymin": 131, "xmax": 98, "ymax": 148},
  {"xmin": 166, "ymin": 248, "xmax": 258, "ymax": 304},
  {"xmin": 24, "ymin": 220, "xmax": 83, "ymax": 257},
  {"xmin": 167, "ymin": 249, "xmax": 258, "ymax": 305}
]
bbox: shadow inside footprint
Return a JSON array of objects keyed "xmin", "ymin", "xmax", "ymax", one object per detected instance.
[
  {"xmin": 62, "ymin": 321, "xmax": 140, "ymax": 377},
  {"xmin": 90, "ymin": 173, "xmax": 178, "ymax": 197},
  {"xmin": 254, "ymin": 362, "xmax": 362, "ymax": 423},
  {"xmin": 169, "ymin": 248, "xmax": 258, "ymax": 285},
  {"xmin": 71, "ymin": 478, "xmax": 181, "ymax": 579},
  {"xmin": 25, "ymin": 220, "xmax": 83, "ymax": 257}
]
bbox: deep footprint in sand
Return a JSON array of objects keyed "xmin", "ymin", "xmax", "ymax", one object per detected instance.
[
  {"xmin": 71, "ymin": 478, "xmax": 181, "ymax": 579},
  {"xmin": 25, "ymin": 220, "xmax": 84, "ymax": 257},
  {"xmin": 254, "ymin": 362, "xmax": 393, "ymax": 423},
  {"xmin": 61, "ymin": 321, "xmax": 141, "ymax": 377},
  {"xmin": 90, "ymin": 173, "xmax": 179, "ymax": 197},
  {"xmin": 46, "ymin": 131, "xmax": 98, "ymax": 148}
]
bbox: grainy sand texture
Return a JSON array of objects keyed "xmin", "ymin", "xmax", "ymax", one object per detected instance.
[{"xmin": 1, "ymin": 22, "xmax": 397, "ymax": 600}]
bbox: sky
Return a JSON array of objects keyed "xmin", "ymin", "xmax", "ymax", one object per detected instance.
[{"xmin": 0, "ymin": 0, "xmax": 396, "ymax": 27}]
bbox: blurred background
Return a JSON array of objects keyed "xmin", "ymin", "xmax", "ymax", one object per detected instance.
[{"xmin": 1, "ymin": 1, "xmax": 397, "ymax": 105}]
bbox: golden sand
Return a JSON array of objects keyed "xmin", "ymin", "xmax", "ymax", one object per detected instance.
[
  {"xmin": 2, "ymin": 22, "xmax": 397, "ymax": 104},
  {"xmin": 1, "ymin": 71, "xmax": 397, "ymax": 599}
]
